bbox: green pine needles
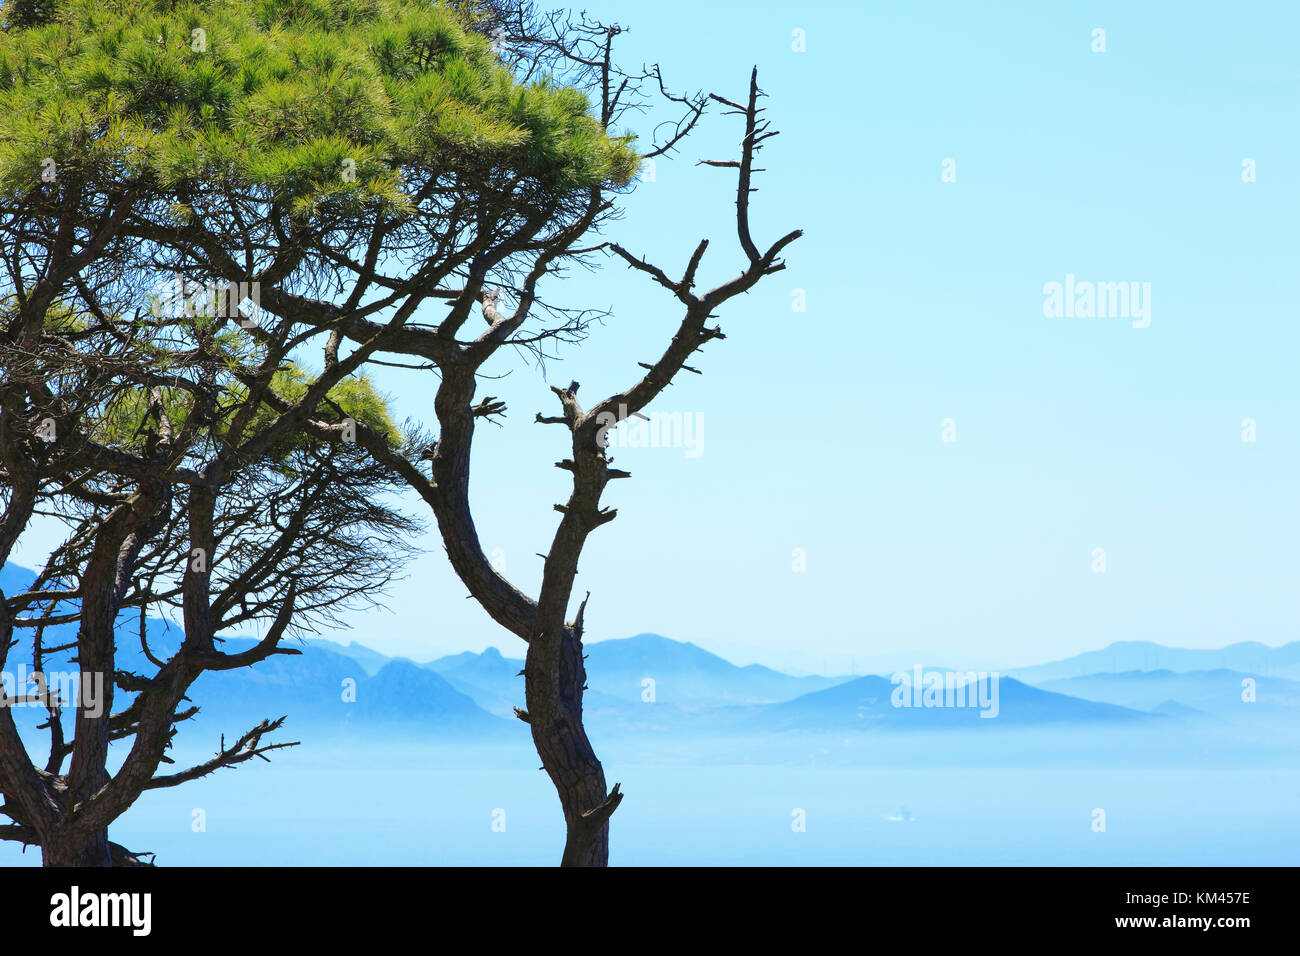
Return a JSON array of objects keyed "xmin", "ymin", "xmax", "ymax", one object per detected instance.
[{"xmin": 0, "ymin": 0, "xmax": 639, "ymax": 214}]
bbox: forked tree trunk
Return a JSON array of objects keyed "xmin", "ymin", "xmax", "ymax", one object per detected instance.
[{"xmin": 350, "ymin": 64, "xmax": 796, "ymax": 869}]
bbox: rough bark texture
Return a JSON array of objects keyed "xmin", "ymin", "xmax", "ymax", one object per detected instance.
[{"xmin": 526, "ymin": 623, "xmax": 619, "ymax": 866}]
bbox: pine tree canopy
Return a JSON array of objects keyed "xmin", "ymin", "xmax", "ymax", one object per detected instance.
[{"xmin": 0, "ymin": 0, "xmax": 639, "ymax": 215}]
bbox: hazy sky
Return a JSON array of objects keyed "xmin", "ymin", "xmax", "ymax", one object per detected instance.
[{"xmin": 14, "ymin": 0, "xmax": 1300, "ymax": 674}]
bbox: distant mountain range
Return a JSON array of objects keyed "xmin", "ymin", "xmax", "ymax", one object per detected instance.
[
  {"xmin": 317, "ymin": 637, "xmax": 1159, "ymax": 733},
  {"xmin": 189, "ymin": 642, "xmax": 507, "ymax": 735},
  {"xmin": 412, "ymin": 633, "xmax": 848, "ymax": 715},
  {"xmin": 0, "ymin": 565, "xmax": 508, "ymax": 743},
  {"xmin": 424, "ymin": 644, "xmax": 524, "ymax": 716},
  {"xmin": 1036, "ymin": 669, "xmax": 1300, "ymax": 721},
  {"xmin": 753, "ymin": 674, "xmax": 1153, "ymax": 731},
  {"xmin": 243, "ymin": 635, "xmax": 1300, "ymax": 735},
  {"xmin": 313, "ymin": 639, "xmax": 393, "ymax": 677},
  {"xmin": 4, "ymin": 561, "xmax": 1297, "ymax": 744},
  {"xmin": 1006, "ymin": 640, "xmax": 1300, "ymax": 683}
]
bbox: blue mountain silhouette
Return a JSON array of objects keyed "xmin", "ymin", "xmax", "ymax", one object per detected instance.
[
  {"xmin": 8, "ymin": 562, "xmax": 1274, "ymax": 738},
  {"xmin": 424, "ymin": 633, "xmax": 848, "ymax": 715},
  {"xmin": 1038, "ymin": 668, "xmax": 1300, "ymax": 721},
  {"xmin": 0, "ymin": 564, "xmax": 508, "ymax": 742},
  {"xmin": 751, "ymin": 673, "xmax": 1154, "ymax": 731},
  {"xmin": 1009, "ymin": 640, "xmax": 1300, "ymax": 682}
]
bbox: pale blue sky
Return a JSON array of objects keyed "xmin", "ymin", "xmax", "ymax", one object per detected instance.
[
  {"xmin": 351, "ymin": 0, "xmax": 1300, "ymax": 673},
  {"xmin": 15, "ymin": 0, "xmax": 1300, "ymax": 674}
]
